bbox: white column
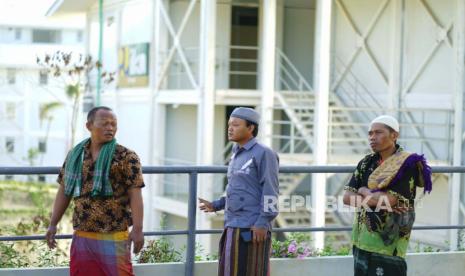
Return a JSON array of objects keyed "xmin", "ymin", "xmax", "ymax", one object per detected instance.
[
  {"xmin": 196, "ymin": 0, "xmax": 216, "ymax": 252},
  {"xmin": 275, "ymin": 0, "xmax": 285, "ymax": 91},
  {"xmin": 149, "ymin": 103, "xmax": 166, "ymax": 231},
  {"xmin": 114, "ymin": 11, "xmax": 122, "ymax": 113},
  {"xmin": 311, "ymin": 0, "xmax": 333, "ymax": 250},
  {"xmin": 147, "ymin": 0, "xmax": 168, "ymax": 231},
  {"xmin": 259, "ymin": 0, "xmax": 277, "ymax": 147},
  {"xmin": 388, "ymin": 0, "xmax": 404, "ymax": 112},
  {"xmin": 450, "ymin": 0, "xmax": 465, "ymax": 251}
]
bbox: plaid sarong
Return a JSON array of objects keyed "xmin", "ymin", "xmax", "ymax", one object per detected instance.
[
  {"xmin": 63, "ymin": 138, "xmax": 117, "ymax": 197},
  {"xmin": 353, "ymin": 246, "xmax": 406, "ymax": 276},
  {"xmin": 70, "ymin": 230, "xmax": 133, "ymax": 276},
  {"xmin": 218, "ymin": 227, "xmax": 271, "ymax": 276}
]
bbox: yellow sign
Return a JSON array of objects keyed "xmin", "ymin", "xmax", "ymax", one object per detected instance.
[{"xmin": 118, "ymin": 43, "xmax": 149, "ymax": 87}]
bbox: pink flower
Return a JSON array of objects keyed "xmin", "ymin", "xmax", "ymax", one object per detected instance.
[{"xmin": 287, "ymin": 241, "xmax": 297, "ymax": 254}]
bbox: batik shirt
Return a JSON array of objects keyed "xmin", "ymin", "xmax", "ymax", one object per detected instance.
[
  {"xmin": 344, "ymin": 145, "xmax": 420, "ymax": 258},
  {"xmin": 58, "ymin": 142, "xmax": 145, "ymax": 232}
]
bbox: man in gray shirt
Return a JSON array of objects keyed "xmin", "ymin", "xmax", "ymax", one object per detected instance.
[{"xmin": 199, "ymin": 107, "xmax": 279, "ymax": 276}]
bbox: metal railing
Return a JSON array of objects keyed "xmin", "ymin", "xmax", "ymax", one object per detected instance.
[
  {"xmin": 276, "ymin": 48, "xmax": 313, "ymax": 92},
  {"xmin": 1, "ymin": 165, "xmax": 465, "ymax": 276},
  {"xmin": 332, "ymin": 56, "xmax": 454, "ymax": 161},
  {"xmin": 328, "ymin": 107, "xmax": 454, "ymax": 161},
  {"xmin": 270, "ymin": 119, "xmax": 311, "ymax": 154},
  {"xmin": 157, "ymin": 45, "xmax": 260, "ymax": 90}
]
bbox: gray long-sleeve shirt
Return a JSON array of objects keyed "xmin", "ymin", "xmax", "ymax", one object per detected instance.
[{"xmin": 212, "ymin": 138, "xmax": 279, "ymax": 229}]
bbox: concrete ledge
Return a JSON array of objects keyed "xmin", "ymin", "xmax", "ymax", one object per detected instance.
[{"xmin": 1, "ymin": 252, "xmax": 464, "ymax": 276}]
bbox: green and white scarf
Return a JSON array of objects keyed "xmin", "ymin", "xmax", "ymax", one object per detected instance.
[{"xmin": 63, "ymin": 138, "xmax": 117, "ymax": 198}]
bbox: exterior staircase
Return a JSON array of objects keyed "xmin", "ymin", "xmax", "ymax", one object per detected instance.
[
  {"xmin": 214, "ymin": 48, "xmax": 454, "ymax": 248},
  {"xmin": 271, "ymin": 48, "xmax": 454, "ymax": 247}
]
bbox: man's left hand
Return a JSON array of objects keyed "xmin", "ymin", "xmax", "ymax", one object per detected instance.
[
  {"xmin": 129, "ymin": 228, "xmax": 144, "ymax": 254},
  {"xmin": 251, "ymin": 226, "xmax": 267, "ymax": 243},
  {"xmin": 357, "ymin": 187, "xmax": 372, "ymax": 197}
]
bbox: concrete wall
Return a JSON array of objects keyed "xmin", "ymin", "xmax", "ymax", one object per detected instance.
[{"xmin": 2, "ymin": 252, "xmax": 464, "ymax": 276}]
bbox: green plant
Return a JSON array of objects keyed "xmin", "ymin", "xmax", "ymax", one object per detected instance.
[
  {"xmin": 194, "ymin": 242, "xmax": 218, "ymax": 261},
  {"xmin": 271, "ymin": 233, "xmax": 352, "ymax": 259},
  {"xmin": 0, "ymin": 242, "xmax": 28, "ymax": 268},
  {"xmin": 0, "ymin": 181, "xmax": 71, "ymax": 268},
  {"xmin": 26, "ymin": 148, "xmax": 40, "ymax": 166},
  {"xmin": 271, "ymin": 233, "xmax": 314, "ymax": 259},
  {"xmin": 458, "ymin": 230, "xmax": 465, "ymax": 251},
  {"xmin": 137, "ymin": 238, "xmax": 183, "ymax": 263},
  {"xmin": 33, "ymin": 242, "xmax": 69, "ymax": 267}
]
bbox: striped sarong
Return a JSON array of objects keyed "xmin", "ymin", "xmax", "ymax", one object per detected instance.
[
  {"xmin": 218, "ymin": 227, "xmax": 271, "ymax": 276},
  {"xmin": 70, "ymin": 230, "xmax": 134, "ymax": 276},
  {"xmin": 353, "ymin": 246, "xmax": 406, "ymax": 276}
]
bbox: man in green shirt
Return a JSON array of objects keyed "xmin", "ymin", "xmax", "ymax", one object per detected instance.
[{"xmin": 343, "ymin": 115, "xmax": 432, "ymax": 276}]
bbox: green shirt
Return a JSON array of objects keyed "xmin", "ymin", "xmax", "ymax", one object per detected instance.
[{"xmin": 345, "ymin": 146, "xmax": 419, "ymax": 258}]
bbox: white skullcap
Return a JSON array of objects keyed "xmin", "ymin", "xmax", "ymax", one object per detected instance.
[{"xmin": 370, "ymin": 115, "xmax": 399, "ymax": 132}]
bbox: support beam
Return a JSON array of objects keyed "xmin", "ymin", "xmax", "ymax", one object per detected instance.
[
  {"xmin": 259, "ymin": 0, "xmax": 277, "ymax": 147},
  {"xmin": 196, "ymin": 0, "xmax": 216, "ymax": 252},
  {"xmin": 147, "ymin": 103, "xmax": 166, "ymax": 231},
  {"xmin": 311, "ymin": 0, "xmax": 333, "ymax": 250},
  {"xmin": 388, "ymin": 0, "xmax": 404, "ymax": 112},
  {"xmin": 450, "ymin": 0, "xmax": 465, "ymax": 251},
  {"xmin": 147, "ymin": 0, "xmax": 168, "ymax": 231},
  {"xmin": 96, "ymin": 0, "xmax": 103, "ymax": 106},
  {"xmin": 275, "ymin": 0, "xmax": 285, "ymax": 91},
  {"xmin": 156, "ymin": 0, "xmax": 198, "ymax": 90}
]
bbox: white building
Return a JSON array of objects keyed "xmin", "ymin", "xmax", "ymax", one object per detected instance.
[
  {"xmin": 47, "ymin": 0, "xmax": 465, "ymax": 252},
  {"xmin": 0, "ymin": 3, "xmax": 85, "ymax": 182}
]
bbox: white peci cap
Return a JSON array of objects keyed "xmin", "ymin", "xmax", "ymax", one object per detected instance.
[{"xmin": 370, "ymin": 115, "xmax": 399, "ymax": 132}]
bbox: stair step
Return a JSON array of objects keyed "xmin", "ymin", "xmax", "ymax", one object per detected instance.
[
  {"xmin": 330, "ymin": 128, "xmax": 361, "ymax": 134},
  {"xmin": 278, "ymin": 91, "xmax": 314, "ymax": 97}
]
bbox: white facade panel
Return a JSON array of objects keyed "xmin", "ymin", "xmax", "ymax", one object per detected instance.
[{"xmin": 283, "ymin": 6, "xmax": 315, "ymax": 86}]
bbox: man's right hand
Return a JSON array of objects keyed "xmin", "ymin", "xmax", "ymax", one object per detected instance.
[
  {"xmin": 198, "ymin": 198, "xmax": 215, "ymax": 213},
  {"xmin": 45, "ymin": 225, "xmax": 57, "ymax": 249}
]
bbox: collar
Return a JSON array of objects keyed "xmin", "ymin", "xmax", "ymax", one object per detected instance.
[{"xmin": 233, "ymin": 137, "xmax": 257, "ymax": 153}]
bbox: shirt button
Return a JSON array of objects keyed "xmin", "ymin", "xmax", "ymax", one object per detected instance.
[
  {"xmin": 239, "ymin": 208, "xmax": 244, "ymax": 211},
  {"xmin": 240, "ymin": 197, "xmax": 244, "ymax": 201}
]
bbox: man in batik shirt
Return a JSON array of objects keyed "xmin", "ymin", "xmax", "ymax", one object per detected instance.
[
  {"xmin": 46, "ymin": 106, "xmax": 144, "ymax": 276},
  {"xmin": 343, "ymin": 115, "xmax": 432, "ymax": 276}
]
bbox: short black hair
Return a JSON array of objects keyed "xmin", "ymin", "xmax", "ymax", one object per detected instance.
[
  {"xmin": 246, "ymin": 121, "xmax": 259, "ymax": 137},
  {"xmin": 87, "ymin": 106, "xmax": 113, "ymax": 122}
]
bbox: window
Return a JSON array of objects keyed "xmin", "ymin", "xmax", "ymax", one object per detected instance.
[
  {"xmin": 32, "ymin": 29, "xmax": 61, "ymax": 43},
  {"xmin": 77, "ymin": 30, "xmax": 83, "ymax": 43},
  {"xmin": 39, "ymin": 71, "xmax": 48, "ymax": 85},
  {"xmin": 5, "ymin": 137, "xmax": 14, "ymax": 153},
  {"xmin": 38, "ymin": 139, "xmax": 47, "ymax": 153},
  {"xmin": 7, "ymin": 68, "xmax": 16, "ymax": 84},
  {"xmin": 15, "ymin": 28, "xmax": 22, "ymax": 40},
  {"xmin": 5, "ymin": 102, "xmax": 16, "ymax": 120}
]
